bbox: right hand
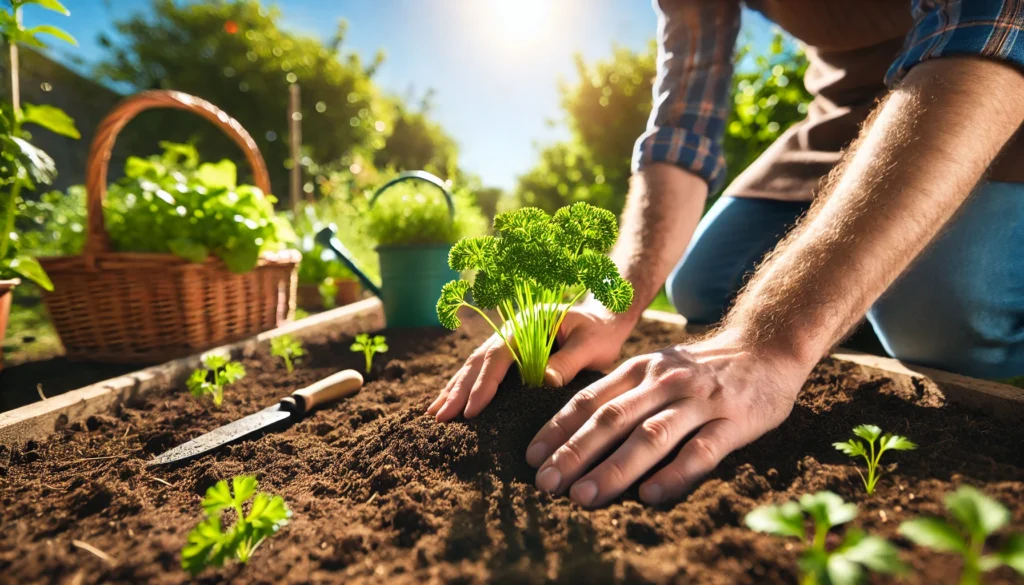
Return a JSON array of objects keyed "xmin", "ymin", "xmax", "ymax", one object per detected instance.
[{"xmin": 428, "ymin": 300, "xmax": 638, "ymax": 422}]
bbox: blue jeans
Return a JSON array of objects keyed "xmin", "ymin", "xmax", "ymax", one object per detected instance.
[{"xmin": 666, "ymin": 183, "xmax": 1024, "ymax": 378}]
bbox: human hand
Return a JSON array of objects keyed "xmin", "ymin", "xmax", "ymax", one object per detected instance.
[
  {"xmin": 526, "ymin": 329, "xmax": 812, "ymax": 507},
  {"xmin": 427, "ymin": 299, "xmax": 637, "ymax": 422}
]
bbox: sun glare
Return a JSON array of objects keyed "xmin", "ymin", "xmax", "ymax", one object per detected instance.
[{"xmin": 470, "ymin": 0, "xmax": 557, "ymax": 50}]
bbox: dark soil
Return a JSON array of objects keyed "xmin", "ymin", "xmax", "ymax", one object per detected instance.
[{"xmin": 1, "ymin": 314, "xmax": 1022, "ymax": 584}]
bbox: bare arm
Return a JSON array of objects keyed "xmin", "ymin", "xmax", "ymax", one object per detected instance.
[
  {"xmin": 527, "ymin": 56, "xmax": 1024, "ymax": 508},
  {"xmin": 602, "ymin": 164, "xmax": 708, "ymax": 325},
  {"xmin": 726, "ymin": 57, "xmax": 1024, "ymax": 369}
]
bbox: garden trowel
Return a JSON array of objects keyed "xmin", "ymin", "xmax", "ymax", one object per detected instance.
[{"xmin": 146, "ymin": 369, "xmax": 363, "ymax": 467}]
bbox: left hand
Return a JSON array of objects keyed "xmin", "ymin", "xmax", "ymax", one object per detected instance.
[{"xmin": 525, "ymin": 329, "xmax": 812, "ymax": 507}]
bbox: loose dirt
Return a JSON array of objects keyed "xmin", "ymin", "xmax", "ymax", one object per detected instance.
[{"xmin": 1, "ymin": 315, "xmax": 1022, "ymax": 584}]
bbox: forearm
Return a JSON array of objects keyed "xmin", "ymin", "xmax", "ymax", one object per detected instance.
[
  {"xmin": 725, "ymin": 57, "xmax": 1024, "ymax": 369},
  {"xmin": 604, "ymin": 163, "xmax": 708, "ymax": 323}
]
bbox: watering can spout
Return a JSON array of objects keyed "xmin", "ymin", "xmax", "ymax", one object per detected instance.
[{"xmin": 315, "ymin": 227, "xmax": 383, "ymax": 298}]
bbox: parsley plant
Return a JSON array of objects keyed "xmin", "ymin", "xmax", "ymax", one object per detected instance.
[
  {"xmin": 181, "ymin": 476, "xmax": 291, "ymax": 575},
  {"xmin": 436, "ymin": 203, "xmax": 633, "ymax": 386},
  {"xmin": 833, "ymin": 424, "xmax": 916, "ymax": 494},
  {"xmin": 350, "ymin": 333, "xmax": 387, "ymax": 373},
  {"xmin": 270, "ymin": 334, "xmax": 305, "ymax": 374},
  {"xmin": 187, "ymin": 354, "xmax": 246, "ymax": 407}
]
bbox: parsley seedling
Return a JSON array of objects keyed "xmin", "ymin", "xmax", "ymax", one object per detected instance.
[
  {"xmin": 181, "ymin": 476, "xmax": 291, "ymax": 575},
  {"xmin": 436, "ymin": 203, "xmax": 633, "ymax": 386},
  {"xmin": 900, "ymin": 486, "xmax": 1024, "ymax": 585},
  {"xmin": 270, "ymin": 334, "xmax": 306, "ymax": 374},
  {"xmin": 833, "ymin": 424, "xmax": 916, "ymax": 494},
  {"xmin": 350, "ymin": 333, "xmax": 387, "ymax": 373},
  {"xmin": 746, "ymin": 491, "xmax": 906, "ymax": 585},
  {"xmin": 186, "ymin": 354, "xmax": 246, "ymax": 407}
]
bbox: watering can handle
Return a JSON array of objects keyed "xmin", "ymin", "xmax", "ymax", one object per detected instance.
[
  {"xmin": 369, "ymin": 170, "xmax": 455, "ymax": 219},
  {"xmin": 315, "ymin": 171, "xmax": 454, "ymax": 300},
  {"xmin": 315, "ymin": 227, "xmax": 383, "ymax": 298}
]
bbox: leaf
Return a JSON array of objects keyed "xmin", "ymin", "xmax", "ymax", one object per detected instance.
[
  {"xmin": 7, "ymin": 256, "xmax": 53, "ymax": 290},
  {"xmin": 24, "ymin": 24, "xmax": 77, "ymax": 46},
  {"xmin": 448, "ymin": 235, "xmax": 497, "ymax": 271},
  {"xmin": 879, "ymin": 434, "xmax": 916, "ymax": 452},
  {"xmin": 246, "ymin": 493, "xmax": 290, "ymax": 530},
  {"xmin": 168, "ymin": 237, "xmax": 208, "ymax": 263},
  {"xmin": 744, "ymin": 501, "xmax": 805, "ymax": 539},
  {"xmin": 21, "ymin": 0, "xmax": 69, "ymax": 15},
  {"xmin": 898, "ymin": 518, "xmax": 968, "ymax": 553},
  {"xmin": 124, "ymin": 156, "xmax": 157, "ymax": 179},
  {"xmin": 799, "ymin": 491, "xmax": 858, "ymax": 529},
  {"xmin": 833, "ymin": 439, "xmax": 866, "ymax": 458},
  {"xmin": 202, "ymin": 480, "xmax": 235, "ymax": 514},
  {"xmin": 998, "ymin": 534, "xmax": 1024, "ymax": 575},
  {"xmin": 945, "ymin": 486, "xmax": 1010, "ymax": 538},
  {"xmin": 181, "ymin": 515, "xmax": 227, "ymax": 575},
  {"xmin": 197, "ymin": 160, "xmax": 237, "ymax": 190},
  {"xmin": 186, "ymin": 369, "xmax": 212, "ymax": 398},
  {"xmin": 436, "ymin": 280, "xmax": 470, "ymax": 330},
  {"xmin": 203, "ymin": 354, "xmax": 229, "ymax": 370},
  {"xmin": 824, "ymin": 554, "xmax": 863, "ymax": 585},
  {"xmin": 220, "ymin": 361, "xmax": 246, "ymax": 385},
  {"xmin": 12, "ymin": 137, "xmax": 56, "ymax": 185},
  {"xmin": 375, "ymin": 343, "xmax": 389, "ymax": 352},
  {"xmin": 219, "ymin": 240, "xmax": 261, "ymax": 274},
  {"xmin": 232, "ymin": 476, "xmax": 258, "ymax": 504},
  {"xmin": 852, "ymin": 424, "xmax": 882, "ymax": 442},
  {"xmin": 838, "ymin": 532, "xmax": 906, "ymax": 574},
  {"xmin": 349, "ymin": 342, "xmax": 365, "ymax": 351},
  {"xmin": 21, "ymin": 104, "xmax": 80, "ymax": 138}
]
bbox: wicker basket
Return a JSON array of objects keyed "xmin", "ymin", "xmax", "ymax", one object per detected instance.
[{"xmin": 40, "ymin": 90, "xmax": 299, "ymax": 363}]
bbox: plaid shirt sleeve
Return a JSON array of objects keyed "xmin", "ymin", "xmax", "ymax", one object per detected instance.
[
  {"xmin": 632, "ymin": 0, "xmax": 741, "ymax": 194},
  {"xmin": 887, "ymin": 0, "xmax": 1024, "ymax": 86}
]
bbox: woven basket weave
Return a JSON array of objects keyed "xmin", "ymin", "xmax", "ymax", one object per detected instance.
[{"xmin": 40, "ymin": 90, "xmax": 299, "ymax": 363}]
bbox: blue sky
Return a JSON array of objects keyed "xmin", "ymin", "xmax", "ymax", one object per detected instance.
[{"xmin": 30, "ymin": 0, "xmax": 772, "ymax": 190}]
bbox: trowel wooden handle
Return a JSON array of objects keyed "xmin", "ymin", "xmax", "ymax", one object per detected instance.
[{"xmin": 291, "ymin": 369, "xmax": 363, "ymax": 412}]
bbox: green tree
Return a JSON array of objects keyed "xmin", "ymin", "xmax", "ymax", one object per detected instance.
[
  {"xmin": 373, "ymin": 89, "xmax": 458, "ymax": 176},
  {"xmin": 515, "ymin": 32, "xmax": 811, "ymax": 217},
  {"xmin": 96, "ymin": 0, "xmax": 392, "ymax": 197}
]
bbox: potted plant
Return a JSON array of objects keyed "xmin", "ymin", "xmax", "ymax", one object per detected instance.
[
  {"xmin": 292, "ymin": 200, "xmax": 371, "ymax": 311},
  {"xmin": 0, "ymin": 0, "xmax": 79, "ymax": 368},
  {"xmin": 318, "ymin": 171, "xmax": 487, "ymax": 328}
]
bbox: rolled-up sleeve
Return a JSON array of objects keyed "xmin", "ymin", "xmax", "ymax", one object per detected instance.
[
  {"xmin": 632, "ymin": 0, "xmax": 741, "ymax": 194},
  {"xmin": 886, "ymin": 0, "xmax": 1024, "ymax": 86}
]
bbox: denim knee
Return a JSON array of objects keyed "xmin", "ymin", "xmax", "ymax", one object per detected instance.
[{"xmin": 666, "ymin": 262, "xmax": 731, "ymax": 325}]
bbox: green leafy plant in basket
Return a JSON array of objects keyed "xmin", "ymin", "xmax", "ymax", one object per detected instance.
[
  {"xmin": 436, "ymin": 202, "xmax": 633, "ymax": 386},
  {"xmin": 103, "ymin": 142, "xmax": 296, "ymax": 273},
  {"xmin": 0, "ymin": 0, "xmax": 80, "ymax": 290}
]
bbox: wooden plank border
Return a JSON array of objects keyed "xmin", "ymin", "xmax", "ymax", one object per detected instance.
[
  {"xmin": 2, "ymin": 303, "xmax": 1020, "ymax": 445},
  {"xmin": 0, "ymin": 298, "xmax": 385, "ymax": 445},
  {"xmin": 642, "ymin": 309, "xmax": 1024, "ymax": 419}
]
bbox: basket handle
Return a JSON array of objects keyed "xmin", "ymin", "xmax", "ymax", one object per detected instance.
[
  {"xmin": 369, "ymin": 170, "xmax": 455, "ymax": 219},
  {"xmin": 83, "ymin": 90, "xmax": 272, "ymax": 268}
]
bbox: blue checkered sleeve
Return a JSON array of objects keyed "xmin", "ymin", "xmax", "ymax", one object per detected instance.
[
  {"xmin": 887, "ymin": 0, "xmax": 1024, "ymax": 86},
  {"xmin": 632, "ymin": 0, "xmax": 741, "ymax": 194}
]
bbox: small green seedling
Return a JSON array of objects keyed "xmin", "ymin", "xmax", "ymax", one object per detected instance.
[
  {"xmin": 270, "ymin": 334, "xmax": 306, "ymax": 374},
  {"xmin": 181, "ymin": 476, "xmax": 291, "ymax": 575},
  {"xmin": 899, "ymin": 486, "xmax": 1024, "ymax": 585},
  {"xmin": 746, "ymin": 491, "xmax": 905, "ymax": 585},
  {"xmin": 350, "ymin": 333, "xmax": 388, "ymax": 373},
  {"xmin": 833, "ymin": 424, "xmax": 916, "ymax": 494},
  {"xmin": 187, "ymin": 354, "xmax": 246, "ymax": 407}
]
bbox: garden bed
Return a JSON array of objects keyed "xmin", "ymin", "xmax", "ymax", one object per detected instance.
[{"xmin": 1, "ymin": 306, "xmax": 1022, "ymax": 585}]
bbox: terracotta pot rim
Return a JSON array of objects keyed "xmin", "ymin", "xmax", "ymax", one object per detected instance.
[{"xmin": 0, "ymin": 278, "xmax": 21, "ymax": 292}]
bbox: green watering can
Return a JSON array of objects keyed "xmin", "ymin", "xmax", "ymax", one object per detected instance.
[{"xmin": 316, "ymin": 170, "xmax": 459, "ymax": 328}]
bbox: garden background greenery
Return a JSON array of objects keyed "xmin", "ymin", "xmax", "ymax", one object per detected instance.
[{"xmin": 4, "ymin": 0, "xmax": 812, "ymax": 363}]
